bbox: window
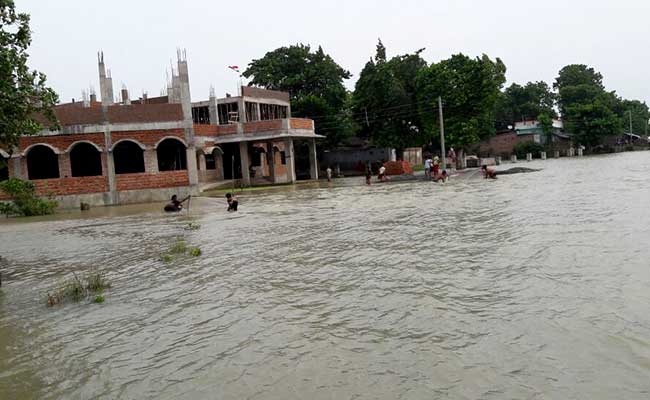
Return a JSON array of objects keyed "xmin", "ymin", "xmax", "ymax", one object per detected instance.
[
  {"xmin": 27, "ymin": 145, "xmax": 59, "ymax": 180},
  {"xmin": 114, "ymin": 141, "xmax": 145, "ymax": 174}
]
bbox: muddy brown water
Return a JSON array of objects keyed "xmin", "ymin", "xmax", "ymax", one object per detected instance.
[{"xmin": 1, "ymin": 152, "xmax": 649, "ymax": 399}]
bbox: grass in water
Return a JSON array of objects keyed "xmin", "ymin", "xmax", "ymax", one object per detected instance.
[
  {"xmin": 160, "ymin": 239, "xmax": 202, "ymax": 263},
  {"xmin": 185, "ymin": 222, "xmax": 201, "ymax": 231},
  {"xmin": 169, "ymin": 240, "xmax": 187, "ymax": 254},
  {"xmin": 47, "ymin": 271, "xmax": 111, "ymax": 307},
  {"xmin": 94, "ymin": 295, "xmax": 105, "ymax": 304}
]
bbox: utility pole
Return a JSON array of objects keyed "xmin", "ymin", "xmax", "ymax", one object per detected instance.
[{"xmin": 438, "ymin": 96, "xmax": 447, "ymax": 171}]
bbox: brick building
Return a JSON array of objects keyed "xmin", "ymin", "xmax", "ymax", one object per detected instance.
[{"xmin": 0, "ymin": 51, "xmax": 320, "ymax": 208}]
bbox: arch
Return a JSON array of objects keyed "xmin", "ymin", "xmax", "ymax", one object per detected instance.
[
  {"xmin": 109, "ymin": 139, "xmax": 146, "ymax": 152},
  {"xmin": 113, "ymin": 140, "xmax": 145, "ymax": 174},
  {"xmin": 22, "ymin": 143, "xmax": 62, "ymax": 157},
  {"xmin": 154, "ymin": 136, "xmax": 188, "ymax": 149},
  {"xmin": 66, "ymin": 140, "xmax": 103, "ymax": 153},
  {"xmin": 26, "ymin": 144, "xmax": 60, "ymax": 180},
  {"xmin": 251, "ymin": 145, "xmax": 266, "ymax": 167},
  {"xmin": 70, "ymin": 142, "xmax": 103, "ymax": 177},
  {"xmin": 157, "ymin": 137, "xmax": 187, "ymax": 171}
]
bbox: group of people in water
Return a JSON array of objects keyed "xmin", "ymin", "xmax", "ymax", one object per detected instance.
[
  {"xmin": 423, "ymin": 156, "xmax": 450, "ymax": 183},
  {"xmin": 164, "ymin": 193, "xmax": 238, "ymax": 213},
  {"xmin": 164, "ymin": 155, "xmax": 498, "ymax": 213}
]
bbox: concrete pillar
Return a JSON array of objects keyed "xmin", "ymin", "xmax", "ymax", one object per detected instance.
[
  {"xmin": 214, "ymin": 151, "xmax": 224, "ymax": 180},
  {"xmin": 186, "ymin": 147, "xmax": 199, "ymax": 185},
  {"xmin": 511, "ymin": 154, "xmax": 517, "ymax": 163},
  {"xmin": 284, "ymin": 138, "xmax": 296, "ymax": 184},
  {"xmin": 578, "ymin": 148, "xmax": 584, "ymax": 157},
  {"xmin": 197, "ymin": 153, "xmax": 206, "ymax": 171},
  {"xmin": 266, "ymin": 142, "xmax": 276, "ymax": 183},
  {"xmin": 541, "ymin": 151, "xmax": 547, "ymax": 160},
  {"xmin": 308, "ymin": 138, "xmax": 318, "ymax": 180},
  {"xmin": 554, "ymin": 150, "xmax": 560, "ymax": 158},
  {"xmin": 238, "ymin": 99, "xmax": 247, "ymax": 123},
  {"xmin": 58, "ymin": 153, "xmax": 71, "ymax": 178},
  {"xmin": 256, "ymin": 103, "xmax": 261, "ymax": 122},
  {"xmin": 144, "ymin": 149, "xmax": 159, "ymax": 173},
  {"xmin": 526, "ymin": 153, "xmax": 533, "ymax": 162},
  {"xmin": 106, "ymin": 151, "xmax": 117, "ymax": 193},
  {"xmin": 10, "ymin": 157, "xmax": 23, "ymax": 179},
  {"xmin": 239, "ymin": 141, "xmax": 251, "ymax": 186}
]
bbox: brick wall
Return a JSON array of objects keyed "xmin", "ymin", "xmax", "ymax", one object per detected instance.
[
  {"xmin": 193, "ymin": 124, "xmax": 219, "ymax": 137},
  {"xmin": 33, "ymin": 176, "xmax": 109, "ymax": 196},
  {"xmin": 19, "ymin": 132, "xmax": 105, "ymax": 153},
  {"xmin": 478, "ymin": 131, "xmax": 535, "ymax": 157},
  {"xmin": 243, "ymin": 120, "xmax": 283, "ymax": 133},
  {"xmin": 111, "ymin": 129, "xmax": 184, "ymax": 147},
  {"xmin": 290, "ymin": 118, "xmax": 314, "ymax": 130},
  {"xmin": 216, "ymin": 125, "xmax": 238, "ymax": 136},
  {"xmin": 116, "ymin": 170, "xmax": 189, "ymax": 191}
]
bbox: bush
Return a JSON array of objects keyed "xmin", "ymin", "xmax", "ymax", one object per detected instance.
[
  {"xmin": 0, "ymin": 178, "xmax": 57, "ymax": 216},
  {"xmin": 513, "ymin": 142, "xmax": 545, "ymax": 159}
]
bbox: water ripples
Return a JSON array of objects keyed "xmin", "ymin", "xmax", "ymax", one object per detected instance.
[{"xmin": 1, "ymin": 152, "xmax": 650, "ymax": 399}]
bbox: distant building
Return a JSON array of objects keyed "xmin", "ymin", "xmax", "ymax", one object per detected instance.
[
  {"xmin": 514, "ymin": 119, "xmax": 566, "ymax": 145},
  {"xmin": 478, "ymin": 119, "xmax": 571, "ymax": 157},
  {"xmin": 0, "ymin": 51, "xmax": 321, "ymax": 208}
]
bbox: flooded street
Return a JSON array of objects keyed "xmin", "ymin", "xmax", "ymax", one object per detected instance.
[{"xmin": 1, "ymin": 152, "xmax": 650, "ymax": 399}]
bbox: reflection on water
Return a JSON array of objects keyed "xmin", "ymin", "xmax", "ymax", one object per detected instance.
[{"xmin": 1, "ymin": 152, "xmax": 650, "ymax": 399}]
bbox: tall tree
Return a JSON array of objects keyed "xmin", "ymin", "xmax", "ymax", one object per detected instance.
[
  {"xmin": 619, "ymin": 99, "xmax": 649, "ymax": 135},
  {"xmin": 495, "ymin": 81, "xmax": 556, "ymax": 130},
  {"xmin": 554, "ymin": 64, "xmax": 622, "ymax": 146},
  {"xmin": 0, "ymin": 0, "xmax": 58, "ymax": 154},
  {"xmin": 416, "ymin": 53, "xmax": 506, "ymax": 151},
  {"xmin": 352, "ymin": 40, "xmax": 428, "ymax": 150},
  {"xmin": 243, "ymin": 44, "xmax": 351, "ymax": 147}
]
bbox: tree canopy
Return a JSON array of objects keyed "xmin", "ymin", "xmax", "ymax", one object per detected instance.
[
  {"xmin": 0, "ymin": 0, "xmax": 58, "ymax": 153},
  {"xmin": 351, "ymin": 40, "xmax": 428, "ymax": 150},
  {"xmin": 243, "ymin": 44, "xmax": 351, "ymax": 147},
  {"xmin": 416, "ymin": 53, "xmax": 506, "ymax": 150},
  {"xmin": 554, "ymin": 64, "xmax": 622, "ymax": 146},
  {"xmin": 495, "ymin": 81, "xmax": 556, "ymax": 130}
]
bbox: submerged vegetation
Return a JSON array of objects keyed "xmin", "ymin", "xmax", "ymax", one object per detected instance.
[
  {"xmin": 160, "ymin": 239, "xmax": 202, "ymax": 262},
  {"xmin": 0, "ymin": 178, "xmax": 57, "ymax": 217},
  {"xmin": 46, "ymin": 271, "xmax": 111, "ymax": 307},
  {"xmin": 185, "ymin": 222, "xmax": 201, "ymax": 231}
]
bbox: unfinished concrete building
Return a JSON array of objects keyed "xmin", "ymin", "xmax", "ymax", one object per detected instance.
[{"xmin": 0, "ymin": 51, "xmax": 320, "ymax": 208}]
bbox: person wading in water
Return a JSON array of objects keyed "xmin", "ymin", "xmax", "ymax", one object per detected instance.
[
  {"xmin": 226, "ymin": 193, "xmax": 239, "ymax": 212},
  {"xmin": 482, "ymin": 165, "xmax": 498, "ymax": 179},
  {"xmin": 164, "ymin": 194, "xmax": 190, "ymax": 212}
]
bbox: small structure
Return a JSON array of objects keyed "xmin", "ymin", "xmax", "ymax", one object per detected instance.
[
  {"xmin": 0, "ymin": 51, "xmax": 320, "ymax": 208},
  {"xmin": 478, "ymin": 120, "xmax": 572, "ymax": 158}
]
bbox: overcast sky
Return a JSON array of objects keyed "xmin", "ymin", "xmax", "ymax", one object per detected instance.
[{"xmin": 19, "ymin": 0, "xmax": 650, "ymax": 105}]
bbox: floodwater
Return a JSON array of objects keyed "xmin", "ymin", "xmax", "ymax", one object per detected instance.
[{"xmin": 1, "ymin": 152, "xmax": 649, "ymax": 399}]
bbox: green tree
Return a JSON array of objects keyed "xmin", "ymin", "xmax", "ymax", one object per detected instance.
[
  {"xmin": 554, "ymin": 64, "xmax": 622, "ymax": 146},
  {"xmin": 619, "ymin": 99, "xmax": 649, "ymax": 135},
  {"xmin": 495, "ymin": 81, "xmax": 556, "ymax": 130},
  {"xmin": 537, "ymin": 112, "xmax": 554, "ymax": 149},
  {"xmin": 0, "ymin": 0, "xmax": 58, "ymax": 155},
  {"xmin": 351, "ymin": 40, "xmax": 428, "ymax": 150},
  {"xmin": 243, "ymin": 44, "xmax": 351, "ymax": 147},
  {"xmin": 416, "ymin": 53, "xmax": 506, "ymax": 152}
]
